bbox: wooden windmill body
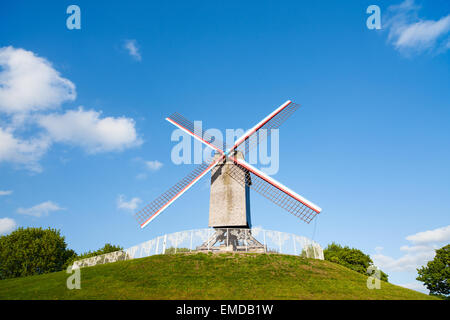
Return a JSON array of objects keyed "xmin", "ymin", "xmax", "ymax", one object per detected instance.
[{"xmin": 209, "ymin": 150, "xmax": 251, "ymax": 229}]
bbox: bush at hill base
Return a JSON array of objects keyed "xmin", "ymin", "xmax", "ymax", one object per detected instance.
[
  {"xmin": 0, "ymin": 227, "xmax": 75, "ymax": 280},
  {"xmin": 323, "ymin": 242, "xmax": 388, "ymax": 282}
]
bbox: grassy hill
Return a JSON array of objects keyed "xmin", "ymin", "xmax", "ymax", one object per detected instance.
[{"xmin": 0, "ymin": 253, "xmax": 437, "ymax": 300}]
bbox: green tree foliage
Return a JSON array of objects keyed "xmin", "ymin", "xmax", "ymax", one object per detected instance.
[
  {"xmin": 417, "ymin": 244, "xmax": 450, "ymax": 299},
  {"xmin": 324, "ymin": 242, "xmax": 388, "ymax": 282},
  {"xmin": 65, "ymin": 243, "xmax": 123, "ymax": 267},
  {"xmin": 0, "ymin": 227, "xmax": 76, "ymax": 280}
]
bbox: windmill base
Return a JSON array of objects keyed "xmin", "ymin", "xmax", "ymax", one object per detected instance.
[{"xmin": 196, "ymin": 228, "xmax": 266, "ymax": 253}]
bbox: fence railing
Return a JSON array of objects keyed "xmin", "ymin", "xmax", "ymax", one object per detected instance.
[{"xmin": 72, "ymin": 228, "xmax": 324, "ymax": 269}]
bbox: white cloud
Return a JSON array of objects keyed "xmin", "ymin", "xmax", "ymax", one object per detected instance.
[
  {"xmin": 117, "ymin": 195, "xmax": 141, "ymax": 211},
  {"xmin": 17, "ymin": 201, "xmax": 64, "ymax": 217},
  {"xmin": 0, "ymin": 127, "xmax": 51, "ymax": 172},
  {"xmin": 0, "ymin": 217, "xmax": 16, "ymax": 234},
  {"xmin": 0, "ymin": 46, "xmax": 143, "ymax": 172},
  {"xmin": 0, "ymin": 190, "xmax": 13, "ymax": 196},
  {"xmin": 133, "ymin": 158, "xmax": 163, "ymax": 179},
  {"xmin": 394, "ymin": 16, "xmax": 450, "ymax": 50},
  {"xmin": 398, "ymin": 282, "xmax": 428, "ymax": 294},
  {"xmin": 399, "ymin": 245, "xmax": 434, "ymax": 253},
  {"xmin": 145, "ymin": 160, "xmax": 163, "ymax": 171},
  {"xmin": 372, "ymin": 249, "xmax": 435, "ymax": 272},
  {"xmin": 0, "ymin": 46, "xmax": 76, "ymax": 114},
  {"xmin": 38, "ymin": 107, "xmax": 142, "ymax": 153},
  {"xmin": 136, "ymin": 172, "xmax": 147, "ymax": 180},
  {"xmin": 124, "ymin": 40, "xmax": 141, "ymax": 61},
  {"xmin": 372, "ymin": 225, "xmax": 450, "ymax": 273},
  {"xmin": 406, "ymin": 225, "xmax": 450, "ymax": 244},
  {"xmin": 385, "ymin": 0, "xmax": 450, "ymax": 54}
]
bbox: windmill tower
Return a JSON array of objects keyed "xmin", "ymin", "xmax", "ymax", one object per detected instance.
[
  {"xmin": 208, "ymin": 150, "xmax": 251, "ymax": 229},
  {"xmin": 195, "ymin": 150, "xmax": 266, "ymax": 252},
  {"xmin": 134, "ymin": 100, "xmax": 322, "ymax": 252}
]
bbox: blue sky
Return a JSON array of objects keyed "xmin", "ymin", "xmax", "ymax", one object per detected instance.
[{"xmin": 1, "ymin": 0, "xmax": 449, "ymax": 293}]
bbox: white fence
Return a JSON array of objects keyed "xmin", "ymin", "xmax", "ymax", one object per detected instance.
[{"xmin": 72, "ymin": 228, "xmax": 324, "ymax": 269}]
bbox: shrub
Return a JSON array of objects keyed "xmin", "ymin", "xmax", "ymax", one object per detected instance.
[
  {"xmin": 0, "ymin": 227, "xmax": 75, "ymax": 279},
  {"xmin": 324, "ymin": 242, "xmax": 388, "ymax": 282}
]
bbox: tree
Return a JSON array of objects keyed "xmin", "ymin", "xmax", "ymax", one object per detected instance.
[
  {"xmin": 324, "ymin": 242, "xmax": 388, "ymax": 282},
  {"xmin": 417, "ymin": 244, "xmax": 450, "ymax": 299},
  {"xmin": 0, "ymin": 227, "xmax": 75, "ymax": 280}
]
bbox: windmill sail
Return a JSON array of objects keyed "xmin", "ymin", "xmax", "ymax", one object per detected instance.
[
  {"xmin": 135, "ymin": 160, "xmax": 220, "ymax": 228},
  {"xmin": 226, "ymin": 156, "xmax": 321, "ymax": 223},
  {"xmin": 166, "ymin": 112, "xmax": 229, "ymax": 154},
  {"xmin": 136, "ymin": 114, "xmax": 231, "ymax": 228},
  {"xmin": 229, "ymin": 100, "xmax": 296, "ymax": 152},
  {"xmin": 234, "ymin": 101, "xmax": 300, "ymax": 158}
]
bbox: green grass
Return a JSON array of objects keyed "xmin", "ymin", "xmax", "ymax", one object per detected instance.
[{"xmin": 0, "ymin": 253, "xmax": 438, "ymax": 300}]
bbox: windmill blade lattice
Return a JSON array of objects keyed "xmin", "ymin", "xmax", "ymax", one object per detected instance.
[
  {"xmin": 135, "ymin": 160, "xmax": 219, "ymax": 228},
  {"xmin": 238, "ymin": 102, "xmax": 301, "ymax": 158},
  {"xmin": 168, "ymin": 112, "xmax": 230, "ymax": 152},
  {"xmin": 225, "ymin": 161, "xmax": 319, "ymax": 223}
]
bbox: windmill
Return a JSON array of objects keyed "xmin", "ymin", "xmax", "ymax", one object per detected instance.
[{"xmin": 135, "ymin": 100, "xmax": 322, "ymax": 252}]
